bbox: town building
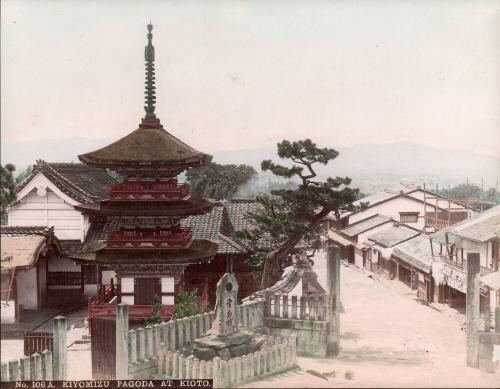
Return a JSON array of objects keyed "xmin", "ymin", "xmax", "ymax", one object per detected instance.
[{"xmin": 1, "ymin": 227, "xmax": 61, "ymax": 323}]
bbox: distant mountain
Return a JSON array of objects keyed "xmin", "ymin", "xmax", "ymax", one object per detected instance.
[
  {"xmin": 214, "ymin": 142, "xmax": 499, "ymax": 187},
  {"xmin": 2, "ymin": 138, "xmax": 498, "ymax": 187}
]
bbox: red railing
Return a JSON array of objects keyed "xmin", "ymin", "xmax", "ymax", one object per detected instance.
[
  {"xmin": 110, "ymin": 180, "xmax": 189, "ymax": 200},
  {"xmin": 107, "ymin": 227, "xmax": 192, "ymax": 248}
]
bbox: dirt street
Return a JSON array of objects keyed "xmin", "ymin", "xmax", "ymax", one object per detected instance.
[{"xmin": 243, "ymin": 251, "xmax": 500, "ymax": 388}]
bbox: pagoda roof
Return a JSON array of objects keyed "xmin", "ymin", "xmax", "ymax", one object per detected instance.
[
  {"xmin": 74, "ymin": 196, "xmax": 215, "ymax": 217},
  {"xmin": 71, "ymin": 238, "xmax": 218, "ymax": 265},
  {"xmin": 78, "ymin": 125, "xmax": 212, "ymax": 169}
]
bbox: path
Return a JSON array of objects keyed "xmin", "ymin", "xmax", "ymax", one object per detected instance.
[{"xmin": 243, "ymin": 250, "xmax": 500, "ymax": 387}]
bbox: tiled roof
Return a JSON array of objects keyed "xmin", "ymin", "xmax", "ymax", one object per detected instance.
[
  {"xmin": 16, "ymin": 161, "xmax": 117, "ymax": 203},
  {"xmin": 392, "ymin": 234, "xmax": 440, "ymax": 273},
  {"xmin": 225, "ymin": 198, "xmax": 262, "ymax": 232},
  {"xmin": 1, "ymin": 226, "xmax": 60, "ymax": 269},
  {"xmin": 447, "ymin": 205, "xmax": 500, "ymax": 243},
  {"xmin": 59, "ymin": 240, "xmax": 85, "ymax": 257},
  {"xmin": 341, "ymin": 214, "xmax": 393, "ymax": 237},
  {"xmin": 0, "ymin": 226, "xmax": 54, "ymax": 237},
  {"xmin": 182, "ymin": 205, "xmax": 244, "ymax": 254},
  {"xmin": 365, "ymin": 225, "xmax": 421, "ymax": 248}
]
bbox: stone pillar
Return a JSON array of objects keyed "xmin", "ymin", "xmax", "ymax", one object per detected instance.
[
  {"xmin": 495, "ymin": 306, "xmax": 500, "ymax": 333},
  {"xmin": 116, "ymin": 304, "xmax": 129, "ymax": 379},
  {"xmin": 466, "ymin": 253, "xmax": 480, "ymax": 368},
  {"xmin": 52, "ymin": 316, "xmax": 67, "ymax": 380},
  {"xmin": 327, "ymin": 243, "xmax": 340, "ymax": 356}
]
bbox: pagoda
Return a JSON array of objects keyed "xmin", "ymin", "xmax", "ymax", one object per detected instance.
[{"xmin": 73, "ymin": 24, "xmax": 218, "ymax": 317}]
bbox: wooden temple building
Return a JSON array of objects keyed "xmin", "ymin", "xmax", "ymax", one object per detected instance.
[
  {"xmin": 2, "ymin": 24, "xmax": 262, "ymax": 325},
  {"xmin": 69, "ymin": 24, "xmax": 224, "ymax": 320}
]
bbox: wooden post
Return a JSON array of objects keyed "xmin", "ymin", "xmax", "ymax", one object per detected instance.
[
  {"xmin": 20, "ymin": 356, "xmax": 31, "ymax": 380},
  {"xmin": 273, "ymin": 295, "xmax": 280, "ymax": 317},
  {"xmin": 169, "ymin": 321, "xmax": 177, "ymax": 351},
  {"xmin": 116, "ymin": 303, "xmax": 129, "ymax": 379},
  {"xmin": 41, "ymin": 350, "xmax": 53, "ymax": 380},
  {"xmin": 128, "ymin": 330, "xmax": 137, "ymax": 364},
  {"xmin": 145, "ymin": 326, "xmax": 153, "ymax": 360},
  {"xmin": 137, "ymin": 328, "xmax": 145, "ymax": 362},
  {"xmin": 327, "ymin": 244, "xmax": 341, "ymax": 356},
  {"xmin": 52, "ymin": 316, "xmax": 67, "ymax": 380},
  {"xmin": 8, "ymin": 361, "xmax": 19, "ymax": 381},
  {"xmin": 31, "ymin": 353, "xmax": 42, "ymax": 380},
  {"xmin": 291, "ymin": 295, "xmax": 298, "ymax": 319},
  {"xmin": 264, "ymin": 293, "xmax": 272, "ymax": 318},
  {"xmin": 299, "ymin": 296, "xmax": 307, "ymax": 319},
  {"xmin": 282, "ymin": 295, "xmax": 289, "ymax": 318},
  {"xmin": 495, "ymin": 306, "xmax": 500, "ymax": 333},
  {"xmin": 466, "ymin": 253, "xmax": 480, "ymax": 367},
  {"xmin": 212, "ymin": 357, "xmax": 222, "ymax": 388}
]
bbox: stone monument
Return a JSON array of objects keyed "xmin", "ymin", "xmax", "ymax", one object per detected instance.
[{"xmin": 192, "ymin": 273, "xmax": 266, "ymax": 360}]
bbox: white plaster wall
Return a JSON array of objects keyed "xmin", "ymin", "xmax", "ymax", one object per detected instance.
[
  {"xmin": 122, "ymin": 295, "xmax": 134, "ymax": 305},
  {"xmin": 102, "ymin": 270, "xmax": 116, "ymax": 285},
  {"xmin": 121, "ymin": 277, "xmax": 134, "ymax": 293},
  {"xmin": 161, "ymin": 277, "xmax": 175, "ymax": 293},
  {"xmin": 9, "ymin": 188, "xmax": 83, "ymax": 240},
  {"xmin": 84, "ymin": 284, "xmax": 98, "ymax": 298},
  {"xmin": 0, "ymin": 301, "xmax": 15, "ymax": 323},
  {"xmin": 16, "ymin": 267, "xmax": 38, "ymax": 310},
  {"xmin": 162, "ymin": 296, "xmax": 175, "ymax": 305},
  {"xmin": 349, "ymin": 196, "xmax": 435, "ymax": 229}
]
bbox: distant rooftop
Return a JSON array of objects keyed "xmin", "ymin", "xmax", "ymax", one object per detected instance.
[
  {"xmin": 340, "ymin": 214, "xmax": 393, "ymax": 237},
  {"xmin": 392, "ymin": 234, "xmax": 440, "ymax": 273},
  {"xmin": 365, "ymin": 224, "xmax": 420, "ymax": 248},
  {"xmin": 434, "ymin": 205, "xmax": 500, "ymax": 243}
]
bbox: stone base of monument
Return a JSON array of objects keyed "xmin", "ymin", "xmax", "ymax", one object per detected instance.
[{"xmin": 190, "ymin": 330, "xmax": 267, "ymax": 361}]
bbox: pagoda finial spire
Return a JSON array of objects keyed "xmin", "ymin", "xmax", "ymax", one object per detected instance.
[{"xmin": 144, "ymin": 23, "xmax": 156, "ymax": 121}]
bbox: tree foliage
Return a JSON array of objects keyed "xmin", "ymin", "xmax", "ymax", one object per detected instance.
[
  {"xmin": 15, "ymin": 166, "xmax": 32, "ymax": 184},
  {"xmin": 172, "ymin": 288, "xmax": 206, "ymax": 319},
  {"xmin": 186, "ymin": 162, "xmax": 256, "ymax": 200},
  {"xmin": 1, "ymin": 164, "xmax": 16, "ymax": 225},
  {"xmin": 144, "ymin": 295, "xmax": 163, "ymax": 326},
  {"xmin": 236, "ymin": 139, "xmax": 360, "ymax": 288},
  {"xmin": 439, "ymin": 183, "xmax": 498, "ymax": 210}
]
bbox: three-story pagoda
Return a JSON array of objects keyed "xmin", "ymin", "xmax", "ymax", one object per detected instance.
[{"xmin": 73, "ymin": 24, "xmax": 218, "ymax": 315}]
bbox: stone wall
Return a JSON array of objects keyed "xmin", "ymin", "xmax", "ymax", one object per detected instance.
[
  {"xmin": 264, "ymin": 317, "xmax": 327, "ymax": 358},
  {"xmin": 478, "ymin": 332, "xmax": 500, "ymax": 373}
]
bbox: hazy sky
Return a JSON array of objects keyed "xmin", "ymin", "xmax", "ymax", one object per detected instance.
[{"xmin": 1, "ymin": 0, "xmax": 500, "ymax": 156}]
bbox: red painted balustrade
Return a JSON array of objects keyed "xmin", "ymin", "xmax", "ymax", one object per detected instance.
[
  {"xmin": 109, "ymin": 180, "xmax": 189, "ymax": 200},
  {"xmin": 107, "ymin": 226, "xmax": 192, "ymax": 248}
]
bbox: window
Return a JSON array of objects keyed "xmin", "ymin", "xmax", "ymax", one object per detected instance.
[{"xmin": 399, "ymin": 212, "xmax": 418, "ymax": 223}]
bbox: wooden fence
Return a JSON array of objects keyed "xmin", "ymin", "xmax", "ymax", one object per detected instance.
[
  {"xmin": 0, "ymin": 317, "xmax": 67, "ymax": 383},
  {"xmin": 157, "ymin": 335, "xmax": 297, "ymax": 388},
  {"xmin": 24, "ymin": 332, "xmax": 53, "ymax": 355},
  {"xmin": 267, "ymin": 294, "xmax": 327, "ymax": 321}
]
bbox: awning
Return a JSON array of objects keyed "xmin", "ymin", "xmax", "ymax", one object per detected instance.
[
  {"xmin": 328, "ymin": 230, "xmax": 353, "ymax": 247},
  {"xmin": 1, "ymin": 235, "xmax": 46, "ymax": 269},
  {"xmin": 481, "ymin": 271, "xmax": 500, "ymax": 291}
]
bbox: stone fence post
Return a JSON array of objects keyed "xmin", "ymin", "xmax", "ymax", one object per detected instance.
[
  {"xmin": 116, "ymin": 304, "xmax": 129, "ymax": 379},
  {"xmin": 53, "ymin": 316, "xmax": 67, "ymax": 380},
  {"xmin": 466, "ymin": 253, "xmax": 480, "ymax": 368},
  {"xmin": 327, "ymin": 243, "xmax": 340, "ymax": 356}
]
